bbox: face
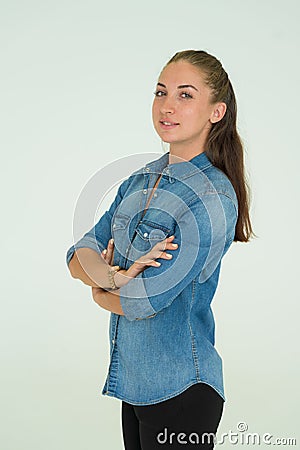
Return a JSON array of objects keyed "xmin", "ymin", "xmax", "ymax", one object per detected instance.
[{"xmin": 152, "ymin": 61, "xmax": 225, "ymax": 154}]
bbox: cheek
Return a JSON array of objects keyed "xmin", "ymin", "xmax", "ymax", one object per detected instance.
[
  {"xmin": 187, "ymin": 105, "xmax": 210, "ymax": 124},
  {"xmin": 152, "ymin": 103, "xmax": 158, "ymax": 124},
  {"xmin": 152, "ymin": 103, "xmax": 160, "ymax": 131},
  {"xmin": 182, "ymin": 106, "xmax": 199, "ymax": 125}
]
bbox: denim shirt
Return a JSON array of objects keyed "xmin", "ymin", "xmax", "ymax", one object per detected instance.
[{"xmin": 66, "ymin": 151, "xmax": 238, "ymax": 405}]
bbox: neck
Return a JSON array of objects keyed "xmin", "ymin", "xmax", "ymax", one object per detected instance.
[
  {"xmin": 168, "ymin": 128, "xmax": 210, "ymax": 164},
  {"xmin": 168, "ymin": 144, "xmax": 206, "ymax": 164}
]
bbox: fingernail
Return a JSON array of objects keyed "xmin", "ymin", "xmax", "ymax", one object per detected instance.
[
  {"xmin": 103, "ymin": 249, "xmax": 107, "ymax": 254},
  {"xmin": 110, "ymin": 238, "xmax": 114, "ymax": 245},
  {"xmin": 171, "ymin": 243, "xmax": 178, "ymax": 248},
  {"xmin": 155, "ymin": 261, "xmax": 161, "ymax": 266},
  {"xmin": 166, "ymin": 253, "xmax": 172, "ymax": 258}
]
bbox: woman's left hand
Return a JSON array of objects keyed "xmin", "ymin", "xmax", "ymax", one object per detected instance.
[
  {"xmin": 100, "ymin": 238, "xmax": 115, "ymax": 265},
  {"xmin": 91, "ymin": 239, "xmax": 117, "ymax": 302}
]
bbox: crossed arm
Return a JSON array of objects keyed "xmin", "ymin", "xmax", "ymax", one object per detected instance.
[
  {"xmin": 70, "ymin": 236, "xmax": 178, "ymax": 315},
  {"xmin": 91, "ymin": 285, "xmax": 124, "ymax": 315}
]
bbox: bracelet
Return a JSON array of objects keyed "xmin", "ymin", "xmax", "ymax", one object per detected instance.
[{"xmin": 107, "ymin": 265, "xmax": 120, "ymax": 290}]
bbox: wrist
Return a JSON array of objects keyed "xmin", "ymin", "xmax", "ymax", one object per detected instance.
[
  {"xmin": 113, "ymin": 269, "xmax": 132, "ymax": 288},
  {"xmin": 106, "ymin": 265, "xmax": 120, "ymax": 290}
]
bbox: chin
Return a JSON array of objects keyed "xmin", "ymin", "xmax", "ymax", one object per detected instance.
[{"xmin": 158, "ymin": 135, "xmax": 177, "ymax": 144}]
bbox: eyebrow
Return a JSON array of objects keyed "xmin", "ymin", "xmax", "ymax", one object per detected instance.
[{"xmin": 157, "ymin": 82, "xmax": 198, "ymax": 91}]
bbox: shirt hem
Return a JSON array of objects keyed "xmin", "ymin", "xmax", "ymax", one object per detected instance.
[{"xmin": 101, "ymin": 380, "xmax": 225, "ymax": 406}]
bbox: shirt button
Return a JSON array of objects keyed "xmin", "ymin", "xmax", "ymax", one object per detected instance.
[
  {"xmin": 145, "ymin": 167, "xmax": 150, "ymax": 172},
  {"xmin": 143, "ymin": 232, "xmax": 148, "ymax": 238},
  {"xmin": 143, "ymin": 189, "xmax": 147, "ymax": 194},
  {"xmin": 153, "ymin": 193, "xmax": 157, "ymax": 198},
  {"xmin": 112, "ymin": 224, "xmax": 116, "ymax": 229},
  {"xmin": 112, "ymin": 339, "xmax": 115, "ymax": 345}
]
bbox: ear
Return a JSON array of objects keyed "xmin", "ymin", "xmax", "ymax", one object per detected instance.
[{"xmin": 210, "ymin": 102, "xmax": 227, "ymax": 124}]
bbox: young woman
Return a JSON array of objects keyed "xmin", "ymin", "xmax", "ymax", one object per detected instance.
[{"xmin": 66, "ymin": 50, "xmax": 253, "ymax": 449}]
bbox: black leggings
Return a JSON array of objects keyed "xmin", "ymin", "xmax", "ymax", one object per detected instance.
[{"xmin": 121, "ymin": 383, "xmax": 224, "ymax": 449}]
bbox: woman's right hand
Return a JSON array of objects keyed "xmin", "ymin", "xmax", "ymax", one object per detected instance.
[
  {"xmin": 126, "ymin": 235, "xmax": 178, "ymax": 278},
  {"xmin": 101, "ymin": 236, "xmax": 178, "ymax": 288}
]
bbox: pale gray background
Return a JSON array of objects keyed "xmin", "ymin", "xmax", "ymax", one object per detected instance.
[{"xmin": 1, "ymin": 0, "xmax": 299, "ymax": 448}]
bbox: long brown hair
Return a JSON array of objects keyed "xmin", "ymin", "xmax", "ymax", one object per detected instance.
[{"xmin": 165, "ymin": 50, "xmax": 253, "ymax": 242}]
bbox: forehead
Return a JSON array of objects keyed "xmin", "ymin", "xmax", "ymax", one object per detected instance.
[{"xmin": 159, "ymin": 61, "xmax": 206, "ymax": 88}]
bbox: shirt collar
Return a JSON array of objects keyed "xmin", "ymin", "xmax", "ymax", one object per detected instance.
[{"xmin": 143, "ymin": 151, "xmax": 213, "ymax": 180}]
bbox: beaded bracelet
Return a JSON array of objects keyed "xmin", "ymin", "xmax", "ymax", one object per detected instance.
[{"xmin": 107, "ymin": 265, "xmax": 120, "ymax": 290}]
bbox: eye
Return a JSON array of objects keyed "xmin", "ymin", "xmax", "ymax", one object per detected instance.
[
  {"xmin": 154, "ymin": 90, "xmax": 166, "ymax": 97},
  {"xmin": 180, "ymin": 91, "xmax": 193, "ymax": 99}
]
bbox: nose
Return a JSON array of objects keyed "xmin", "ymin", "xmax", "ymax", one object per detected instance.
[{"xmin": 160, "ymin": 98, "xmax": 175, "ymax": 115}]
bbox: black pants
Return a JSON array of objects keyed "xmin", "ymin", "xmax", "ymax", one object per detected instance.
[{"xmin": 121, "ymin": 383, "xmax": 224, "ymax": 449}]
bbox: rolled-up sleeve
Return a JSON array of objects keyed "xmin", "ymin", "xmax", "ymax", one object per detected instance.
[
  {"xmin": 66, "ymin": 176, "xmax": 131, "ymax": 267},
  {"xmin": 120, "ymin": 193, "xmax": 238, "ymax": 321}
]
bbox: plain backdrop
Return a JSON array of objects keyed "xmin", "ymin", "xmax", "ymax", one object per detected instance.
[{"xmin": 1, "ymin": 0, "xmax": 299, "ymax": 449}]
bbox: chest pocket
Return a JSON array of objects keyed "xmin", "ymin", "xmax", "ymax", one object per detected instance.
[
  {"xmin": 133, "ymin": 220, "xmax": 171, "ymax": 253},
  {"xmin": 112, "ymin": 213, "xmax": 131, "ymax": 232},
  {"xmin": 111, "ymin": 213, "xmax": 131, "ymax": 265},
  {"xmin": 112, "ymin": 213, "xmax": 173, "ymax": 265}
]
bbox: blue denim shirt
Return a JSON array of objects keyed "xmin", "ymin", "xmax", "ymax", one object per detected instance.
[{"xmin": 66, "ymin": 151, "xmax": 238, "ymax": 405}]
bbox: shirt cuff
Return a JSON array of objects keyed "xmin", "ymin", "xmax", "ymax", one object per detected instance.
[
  {"xmin": 66, "ymin": 236, "xmax": 105, "ymax": 266},
  {"xmin": 119, "ymin": 276, "xmax": 157, "ymax": 321}
]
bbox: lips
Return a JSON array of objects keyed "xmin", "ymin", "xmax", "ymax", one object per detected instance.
[
  {"xmin": 159, "ymin": 119, "xmax": 179, "ymax": 130},
  {"xmin": 160, "ymin": 120, "xmax": 179, "ymax": 126}
]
